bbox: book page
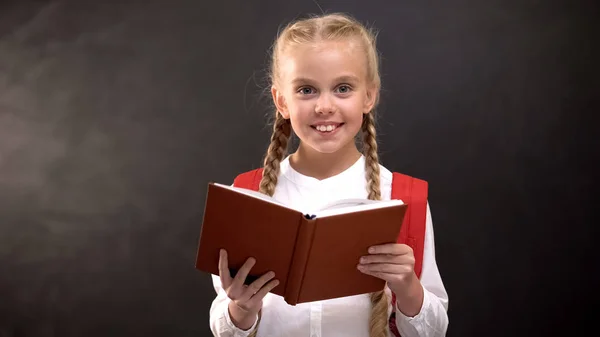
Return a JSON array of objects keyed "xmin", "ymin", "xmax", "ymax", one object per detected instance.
[
  {"xmin": 315, "ymin": 199, "xmax": 404, "ymax": 218},
  {"xmin": 316, "ymin": 198, "xmax": 380, "ymax": 211},
  {"xmin": 212, "ymin": 183, "xmax": 291, "ymax": 209}
]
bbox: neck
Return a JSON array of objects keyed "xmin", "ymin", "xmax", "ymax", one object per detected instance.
[{"xmin": 290, "ymin": 142, "xmax": 362, "ymax": 180}]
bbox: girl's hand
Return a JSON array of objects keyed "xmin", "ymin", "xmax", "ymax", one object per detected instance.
[
  {"xmin": 219, "ymin": 249, "xmax": 279, "ymax": 330},
  {"xmin": 357, "ymin": 243, "xmax": 416, "ymax": 295}
]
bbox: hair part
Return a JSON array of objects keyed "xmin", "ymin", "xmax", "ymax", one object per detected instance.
[
  {"xmin": 253, "ymin": 12, "xmax": 389, "ymax": 337},
  {"xmin": 270, "ymin": 13, "xmax": 381, "ymax": 94}
]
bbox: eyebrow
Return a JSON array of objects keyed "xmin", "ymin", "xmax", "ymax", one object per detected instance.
[{"xmin": 291, "ymin": 75, "xmax": 360, "ymax": 85}]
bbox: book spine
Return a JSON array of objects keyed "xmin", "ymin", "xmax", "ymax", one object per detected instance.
[{"xmin": 284, "ymin": 216, "xmax": 317, "ymax": 305}]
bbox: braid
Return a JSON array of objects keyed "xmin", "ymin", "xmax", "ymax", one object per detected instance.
[
  {"xmin": 259, "ymin": 112, "xmax": 291, "ymax": 197},
  {"xmin": 247, "ymin": 112, "xmax": 289, "ymax": 337},
  {"xmin": 362, "ymin": 112, "xmax": 381, "ymax": 200},
  {"xmin": 369, "ymin": 291, "xmax": 389, "ymax": 337},
  {"xmin": 363, "ymin": 112, "xmax": 389, "ymax": 337}
]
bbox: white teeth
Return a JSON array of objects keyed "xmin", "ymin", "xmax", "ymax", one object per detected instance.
[{"xmin": 316, "ymin": 124, "xmax": 337, "ymax": 132}]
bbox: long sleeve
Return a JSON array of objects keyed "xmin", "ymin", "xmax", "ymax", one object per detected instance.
[
  {"xmin": 394, "ymin": 203, "xmax": 449, "ymax": 337},
  {"xmin": 209, "ymin": 274, "xmax": 259, "ymax": 337}
]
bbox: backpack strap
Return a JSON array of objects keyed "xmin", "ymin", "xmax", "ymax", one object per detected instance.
[
  {"xmin": 233, "ymin": 168, "xmax": 263, "ymax": 191},
  {"xmin": 391, "ymin": 172, "xmax": 428, "ymax": 278},
  {"xmin": 389, "ymin": 172, "xmax": 428, "ymax": 336}
]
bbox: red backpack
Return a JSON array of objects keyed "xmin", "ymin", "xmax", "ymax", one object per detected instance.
[{"xmin": 232, "ymin": 168, "xmax": 428, "ymax": 337}]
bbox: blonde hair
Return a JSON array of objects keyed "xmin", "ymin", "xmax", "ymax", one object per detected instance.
[{"xmin": 253, "ymin": 13, "xmax": 388, "ymax": 337}]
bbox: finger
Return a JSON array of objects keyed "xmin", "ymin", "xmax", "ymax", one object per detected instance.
[
  {"xmin": 231, "ymin": 257, "xmax": 257, "ymax": 290},
  {"xmin": 249, "ymin": 278, "xmax": 280, "ymax": 303},
  {"xmin": 358, "ymin": 269, "xmax": 391, "ymax": 282},
  {"xmin": 360, "ymin": 269, "xmax": 415, "ymax": 286},
  {"xmin": 239, "ymin": 271, "xmax": 276, "ymax": 302},
  {"xmin": 360, "ymin": 254, "xmax": 414, "ymax": 265},
  {"xmin": 368, "ymin": 243, "xmax": 412, "ymax": 255},
  {"xmin": 218, "ymin": 249, "xmax": 232, "ymax": 288},
  {"xmin": 358, "ymin": 263, "xmax": 413, "ymax": 274}
]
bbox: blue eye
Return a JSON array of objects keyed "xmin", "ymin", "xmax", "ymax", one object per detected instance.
[
  {"xmin": 299, "ymin": 87, "xmax": 314, "ymax": 95},
  {"xmin": 337, "ymin": 85, "xmax": 351, "ymax": 93}
]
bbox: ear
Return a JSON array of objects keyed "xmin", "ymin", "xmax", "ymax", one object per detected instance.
[
  {"xmin": 363, "ymin": 84, "xmax": 379, "ymax": 114},
  {"xmin": 271, "ymin": 86, "xmax": 290, "ymax": 119}
]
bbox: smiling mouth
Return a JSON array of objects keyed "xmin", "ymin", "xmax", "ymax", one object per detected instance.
[{"xmin": 311, "ymin": 123, "xmax": 344, "ymax": 132}]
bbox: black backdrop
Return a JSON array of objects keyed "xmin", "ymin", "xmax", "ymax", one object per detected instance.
[{"xmin": 0, "ymin": 0, "xmax": 596, "ymax": 336}]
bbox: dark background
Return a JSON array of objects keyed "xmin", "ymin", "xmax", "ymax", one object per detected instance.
[{"xmin": 0, "ymin": 0, "xmax": 597, "ymax": 336}]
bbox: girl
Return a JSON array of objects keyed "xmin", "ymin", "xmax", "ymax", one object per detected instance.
[{"xmin": 209, "ymin": 13, "xmax": 448, "ymax": 337}]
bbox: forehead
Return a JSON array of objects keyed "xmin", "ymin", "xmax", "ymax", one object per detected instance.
[{"xmin": 278, "ymin": 40, "xmax": 368, "ymax": 83}]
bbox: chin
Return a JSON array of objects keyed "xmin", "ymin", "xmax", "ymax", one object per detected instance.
[
  {"xmin": 312, "ymin": 147, "xmax": 341, "ymax": 154},
  {"xmin": 305, "ymin": 141, "xmax": 352, "ymax": 155}
]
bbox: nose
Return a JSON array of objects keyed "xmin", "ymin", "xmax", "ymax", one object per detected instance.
[{"xmin": 315, "ymin": 93, "xmax": 336, "ymax": 114}]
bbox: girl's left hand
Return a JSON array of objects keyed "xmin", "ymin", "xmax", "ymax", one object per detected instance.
[{"xmin": 357, "ymin": 243, "xmax": 416, "ymax": 294}]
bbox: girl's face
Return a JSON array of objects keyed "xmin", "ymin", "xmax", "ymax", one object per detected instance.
[{"xmin": 272, "ymin": 40, "xmax": 378, "ymax": 156}]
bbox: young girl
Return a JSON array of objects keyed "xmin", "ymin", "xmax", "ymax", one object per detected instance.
[{"xmin": 209, "ymin": 13, "xmax": 448, "ymax": 337}]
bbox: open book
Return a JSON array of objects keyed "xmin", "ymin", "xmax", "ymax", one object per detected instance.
[
  {"xmin": 217, "ymin": 183, "xmax": 404, "ymax": 218},
  {"xmin": 195, "ymin": 182, "xmax": 407, "ymax": 305}
]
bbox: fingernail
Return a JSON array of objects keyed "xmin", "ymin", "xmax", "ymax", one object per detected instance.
[
  {"xmin": 359, "ymin": 257, "xmax": 366, "ymax": 264},
  {"xmin": 368, "ymin": 247, "xmax": 375, "ymax": 253}
]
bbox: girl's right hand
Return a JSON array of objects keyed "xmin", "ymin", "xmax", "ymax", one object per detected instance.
[{"xmin": 218, "ymin": 249, "xmax": 279, "ymax": 330}]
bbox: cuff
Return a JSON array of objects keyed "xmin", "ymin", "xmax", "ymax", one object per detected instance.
[
  {"xmin": 223, "ymin": 304, "xmax": 259, "ymax": 337},
  {"xmin": 395, "ymin": 283, "xmax": 430, "ymax": 323}
]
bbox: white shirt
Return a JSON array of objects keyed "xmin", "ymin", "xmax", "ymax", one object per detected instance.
[{"xmin": 209, "ymin": 155, "xmax": 449, "ymax": 337}]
